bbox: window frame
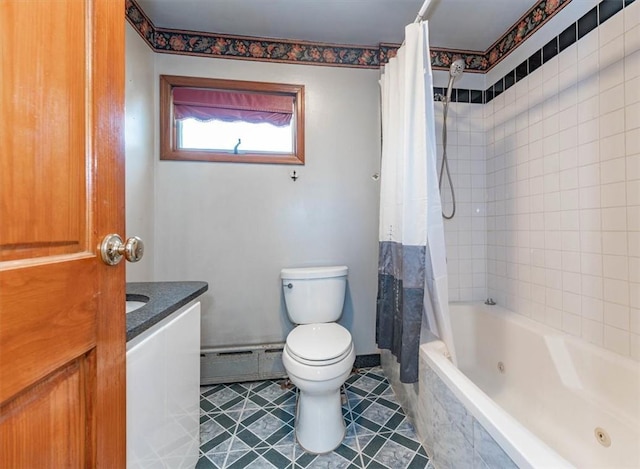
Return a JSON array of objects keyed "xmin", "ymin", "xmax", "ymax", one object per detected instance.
[{"xmin": 159, "ymin": 75, "xmax": 305, "ymax": 165}]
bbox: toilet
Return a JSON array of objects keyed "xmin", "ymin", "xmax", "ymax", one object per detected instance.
[{"xmin": 280, "ymin": 265, "xmax": 355, "ymax": 454}]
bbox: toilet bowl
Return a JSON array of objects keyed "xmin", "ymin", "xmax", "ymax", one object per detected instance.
[{"xmin": 280, "ymin": 266, "xmax": 354, "ymax": 454}]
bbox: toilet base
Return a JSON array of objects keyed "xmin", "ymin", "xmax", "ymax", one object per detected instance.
[
  {"xmin": 282, "ymin": 338, "xmax": 355, "ymax": 455},
  {"xmin": 294, "ymin": 386, "xmax": 346, "ymax": 454}
]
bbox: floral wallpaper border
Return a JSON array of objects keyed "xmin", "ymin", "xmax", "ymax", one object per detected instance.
[
  {"xmin": 485, "ymin": 0, "xmax": 571, "ymax": 68},
  {"xmin": 125, "ymin": 0, "xmax": 571, "ymax": 72}
]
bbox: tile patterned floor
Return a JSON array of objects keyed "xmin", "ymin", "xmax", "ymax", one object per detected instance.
[{"xmin": 196, "ymin": 367, "xmax": 431, "ymax": 469}]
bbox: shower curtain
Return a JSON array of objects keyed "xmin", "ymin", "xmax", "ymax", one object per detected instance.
[{"xmin": 376, "ymin": 21, "xmax": 456, "ymax": 383}]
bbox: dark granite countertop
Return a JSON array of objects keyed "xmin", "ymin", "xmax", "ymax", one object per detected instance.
[{"xmin": 126, "ymin": 281, "xmax": 208, "ymax": 341}]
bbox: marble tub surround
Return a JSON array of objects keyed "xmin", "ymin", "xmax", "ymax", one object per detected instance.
[
  {"xmin": 418, "ymin": 363, "xmax": 517, "ymax": 469},
  {"xmin": 126, "ymin": 281, "xmax": 208, "ymax": 341},
  {"xmin": 382, "ymin": 349, "xmax": 517, "ymax": 469}
]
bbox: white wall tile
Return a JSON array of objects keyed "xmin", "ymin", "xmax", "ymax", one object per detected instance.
[
  {"xmin": 625, "ymin": 49, "xmax": 640, "ymax": 79},
  {"xmin": 601, "ymin": 206, "xmax": 628, "ymax": 230},
  {"xmin": 484, "ymin": 3, "xmax": 636, "ymax": 361},
  {"xmin": 562, "ymin": 251, "xmax": 581, "ymax": 272},
  {"xmin": 604, "ymin": 324, "xmax": 630, "ymax": 355},
  {"xmin": 580, "ymin": 69, "xmax": 601, "ymax": 101},
  {"xmin": 579, "ymin": 163, "xmax": 601, "ymax": 185},
  {"xmin": 604, "ymin": 277, "xmax": 630, "ymax": 305},
  {"xmin": 603, "ymin": 231, "xmax": 628, "ymax": 255},
  {"xmin": 599, "ymin": 84, "xmax": 625, "ymax": 115},
  {"xmin": 626, "ymin": 76, "xmax": 640, "ymax": 104},
  {"xmin": 578, "ymin": 29, "xmax": 600, "ymax": 60},
  {"xmin": 578, "ymin": 95, "xmax": 600, "ymax": 123},
  {"xmin": 582, "ymin": 295, "xmax": 604, "ymax": 321},
  {"xmin": 599, "ymin": 108, "xmax": 625, "ymax": 138},
  {"xmin": 562, "ymin": 311, "xmax": 582, "ymax": 336},
  {"xmin": 599, "ymin": 36, "xmax": 625, "ymax": 72},
  {"xmin": 627, "ymin": 206, "xmax": 640, "ymax": 230},
  {"xmin": 580, "ymin": 186, "xmax": 602, "ymax": 209},
  {"xmin": 631, "ymin": 307, "xmax": 640, "ymax": 334},
  {"xmin": 605, "ymin": 302, "xmax": 630, "ymax": 333},
  {"xmin": 601, "ymin": 181, "xmax": 627, "ymax": 207},
  {"xmin": 631, "ymin": 333, "xmax": 640, "ymax": 361},
  {"xmin": 582, "ymin": 317, "xmax": 604, "ymax": 345},
  {"xmin": 629, "ymin": 231, "xmax": 640, "ymax": 257},
  {"xmin": 627, "ymin": 128, "xmax": 640, "ymax": 155},
  {"xmin": 563, "ymin": 271, "xmax": 582, "ymax": 294},
  {"xmin": 631, "ymin": 257, "xmax": 640, "ymax": 284},
  {"xmin": 600, "ymin": 133, "xmax": 626, "ymax": 161},
  {"xmin": 582, "ymin": 274, "xmax": 604, "ymax": 299},
  {"xmin": 626, "ymin": 24, "xmax": 640, "ymax": 55},
  {"xmin": 603, "ymin": 254, "xmax": 629, "ymax": 280},
  {"xmin": 625, "ymin": 1, "xmax": 640, "ymax": 31},
  {"xmin": 580, "ymin": 208, "xmax": 602, "ymax": 230},
  {"xmin": 578, "ymin": 118, "xmax": 600, "ymax": 145},
  {"xmin": 580, "ymin": 230, "xmax": 603, "ymax": 253},
  {"xmin": 601, "ymin": 158, "xmax": 626, "ymax": 184},
  {"xmin": 626, "ymin": 102, "xmax": 640, "ymax": 130},
  {"xmin": 631, "ymin": 282, "xmax": 640, "ymax": 309},
  {"xmin": 582, "ymin": 252, "xmax": 603, "ymax": 276},
  {"xmin": 579, "ymin": 141, "xmax": 601, "ymax": 165},
  {"xmin": 600, "ymin": 9, "xmax": 625, "ymax": 46}
]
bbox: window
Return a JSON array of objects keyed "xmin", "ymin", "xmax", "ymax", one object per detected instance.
[{"xmin": 160, "ymin": 75, "xmax": 304, "ymax": 164}]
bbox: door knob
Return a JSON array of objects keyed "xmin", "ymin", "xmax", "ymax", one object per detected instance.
[{"xmin": 100, "ymin": 234, "xmax": 144, "ymax": 265}]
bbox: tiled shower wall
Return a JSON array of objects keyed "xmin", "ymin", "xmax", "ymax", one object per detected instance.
[
  {"xmin": 435, "ymin": 102, "xmax": 487, "ymax": 302},
  {"xmin": 485, "ymin": 2, "xmax": 640, "ymax": 359}
]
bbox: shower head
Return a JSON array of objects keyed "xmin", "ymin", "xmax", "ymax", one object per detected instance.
[
  {"xmin": 444, "ymin": 59, "xmax": 466, "ymax": 102},
  {"xmin": 449, "ymin": 59, "xmax": 465, "ymax": 78}
]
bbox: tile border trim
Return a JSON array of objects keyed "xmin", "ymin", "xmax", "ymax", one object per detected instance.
[
  {"xmin": 126, "ymin": 0, "xmax": 634, "ymax": 102},
  {"xmin": 437, "ymin": 0, "xmax": 633, "ymax": 104},
  {"xmin": 125, "ymin": 0, "xmax": 574, "ymax": 72},
  {"xmin": 483, "ymin": 0, "xmax": 633, "ymax": 104}
]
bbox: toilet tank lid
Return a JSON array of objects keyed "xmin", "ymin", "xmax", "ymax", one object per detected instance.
[{"xmin": 281, "ymin": 265, "xmax": 348, "ymax": 280}]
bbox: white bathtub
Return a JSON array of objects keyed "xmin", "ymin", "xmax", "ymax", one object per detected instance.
[{"xmin": 421, "ymin": 302, "xmax": 640, "ymax": 468}]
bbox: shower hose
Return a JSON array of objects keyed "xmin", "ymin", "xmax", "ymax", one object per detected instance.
[{"xmin": 439, "ymin": 97, "xmax": 456, "ymax": 219}]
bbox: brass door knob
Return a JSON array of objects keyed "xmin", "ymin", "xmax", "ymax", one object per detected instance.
[{"xmin": 100, "ymin": 234, "xmax": 144, "ymax": 265}]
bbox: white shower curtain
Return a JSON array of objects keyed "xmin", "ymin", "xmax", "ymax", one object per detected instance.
[{"xmin": 376, "ymin": 21, "xmax": 456, "ymax": 383}]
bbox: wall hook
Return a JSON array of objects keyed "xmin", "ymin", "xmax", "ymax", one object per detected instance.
[{"xmin": 290, "ymin": 170, "xmax": 298, "ymax": 181}]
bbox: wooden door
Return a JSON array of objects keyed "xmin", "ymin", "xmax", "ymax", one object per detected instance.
[{"xmin": 0, "ymin": 0, "xmax": 126, "ymax": 467}]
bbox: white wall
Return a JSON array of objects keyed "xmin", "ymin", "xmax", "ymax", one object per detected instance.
[
  {"xmin": 485, "ymin": 1, "xmax": 640, "ymax": 360},
  {"xmin": 436, "ymin": 101, "xmax": 488, "ymax": 302},
  {"xmin": 125, "ymin": 1, "xmax": 639, "ymax": 361},
  {"xmin": 152, "ymin": 55, "xmax": 382, "ymax": 354},
  {"xmin": 125, "ymin": 24, "xmax": 155, "ymax": 282}
]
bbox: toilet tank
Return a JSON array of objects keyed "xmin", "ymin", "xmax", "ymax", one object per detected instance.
[{"xmin": 281, "ymin": 266, "xmax": 348, "ymax": 324}]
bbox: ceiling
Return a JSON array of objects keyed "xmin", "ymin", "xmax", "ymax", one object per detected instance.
[{"xmin": 136, "ymin": 0, "xmax": 539, "ymax": 51}]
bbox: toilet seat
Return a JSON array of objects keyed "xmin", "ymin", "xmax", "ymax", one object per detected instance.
[{"xmin": 286, "ymin": 323, "xmax": 352, "ymax": 366}]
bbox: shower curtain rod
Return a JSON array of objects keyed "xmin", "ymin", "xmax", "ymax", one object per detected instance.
[{"xmin": 413, "ymin": 0, "xmax": 433, "ymax": 23}]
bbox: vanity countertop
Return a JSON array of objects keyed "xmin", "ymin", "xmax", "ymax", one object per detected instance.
[{"xmin": 126, "ymin": 281, "xmax": 208, "ymax": 341}]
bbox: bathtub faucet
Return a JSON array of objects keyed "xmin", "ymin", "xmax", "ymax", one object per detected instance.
[{"xmin": 484, "ymin": 298, "xmax": 496, "ymax": 305}]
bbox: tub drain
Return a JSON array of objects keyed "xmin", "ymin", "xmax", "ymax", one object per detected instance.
[
  {"xmin": 594, "ymin": 427, "xmax": 611, "ymax": 447},
  {"xmin": 497, "ymin": 361, "xmax": 505, "ymax": 373}
]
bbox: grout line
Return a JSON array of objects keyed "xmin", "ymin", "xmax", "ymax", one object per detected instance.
[
  {"xmin": 344, "ymin": 379, "xmax": 367, "ymax": 469},
  {"xmin": 222, "ymin": 384, "xmax": 250, "ymax": 469}
]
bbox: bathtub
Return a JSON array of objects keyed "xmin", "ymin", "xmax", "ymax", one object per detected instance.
[{"xmin": 415, "ymin": 302, "xmax": 640, "ymax": 468}]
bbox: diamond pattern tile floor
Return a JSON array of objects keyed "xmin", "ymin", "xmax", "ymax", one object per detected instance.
[{"xmin": 197, "ymin": 367, "xmax": 432, "ymax": 469}]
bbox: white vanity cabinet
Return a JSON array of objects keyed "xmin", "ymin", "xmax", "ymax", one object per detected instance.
[{"xmin": 127, "ymin": 301, "xmax": 201, "ymax": 468}]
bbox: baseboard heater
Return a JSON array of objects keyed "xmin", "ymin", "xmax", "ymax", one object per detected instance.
[{"xmin": 200, "ymin": 342, "xmax": 287, "ymax": 385}]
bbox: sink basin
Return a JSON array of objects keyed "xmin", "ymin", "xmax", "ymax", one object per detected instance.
[{"xmin": 126, "ymin": 294, "xmax": 149, "ymax": 314}]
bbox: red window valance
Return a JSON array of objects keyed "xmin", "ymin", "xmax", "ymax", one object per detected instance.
[{"xmin": 173, "ymin": 87, "xmax": 294, "ymax": 127}]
